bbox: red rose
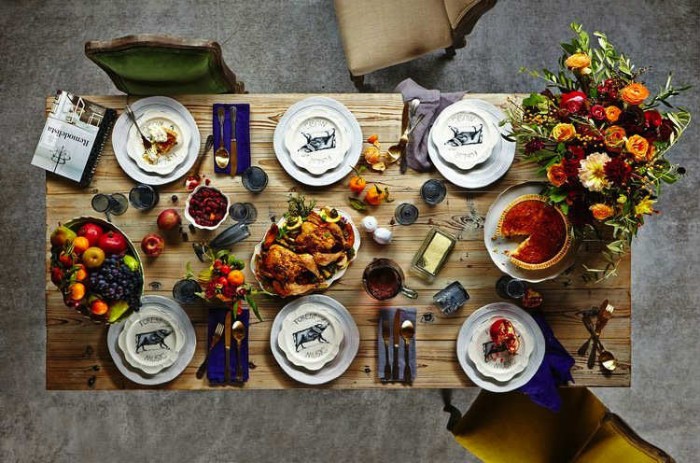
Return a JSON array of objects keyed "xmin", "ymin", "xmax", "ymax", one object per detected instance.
[
  {"xmin": 644, "ymin": 110, "xmax": 662, "ymax": 128},
  {"xmin": 560, "ymin": 91, "xmax": 587, "ymax": 113},
  {"xmin": 590, "ymin": 105, "xmax": 606, "ymax": 121},
  {"xmin": 567, "ymin": 145, "xmax": 586, "ymax": 160}
]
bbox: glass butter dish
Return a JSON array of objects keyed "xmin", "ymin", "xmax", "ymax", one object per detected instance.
[{"xmin": 411, "ymin": 227, "xmax": 457, "ymax": 281}]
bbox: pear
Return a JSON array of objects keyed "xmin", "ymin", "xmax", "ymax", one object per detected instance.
[
  {"xmin": 107, "ymin": 300, "xmax": 130, "ymax": 324},
  {"xmin": 50, "ymin": 225, "xmax": 76, "ymax": 248}
]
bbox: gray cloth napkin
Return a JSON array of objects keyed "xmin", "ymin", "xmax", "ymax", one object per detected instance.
[
  {"xmin": 394, "ymin": 78, "xmax": 466, "ymax": 172},
  {"xmin": 377, "ymin": 308, "xmax": 416, "ymax": 383}
]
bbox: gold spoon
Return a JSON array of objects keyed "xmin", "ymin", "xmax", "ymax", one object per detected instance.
[
  {"xmin": 596, "ymin": 340, "xmax": 618, "ymax": 371},
  {"xmin": 387, "ymin": 113, "xmax": 424, "ymax": 163},
  {"xmin": 231, "ymin": 320, "xmax": 246, "ymax": 382},
  {"xmin": 400, "ymin": 319, "xmax": 415, "ymax": 383},
  {"xmin": 214, "ymin": 106, "xmax": 230, "ymax": 169}
]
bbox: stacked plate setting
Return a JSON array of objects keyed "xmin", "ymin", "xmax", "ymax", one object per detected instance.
[
  {"xmin": 112, "ymin": 97, "xmax": 201, "ymax": 185},
  {"xmin": 457, "ymin": 302, "xmax": 545, "ymax": 392},
  {"xmin": 428, "ymin": 99, "xmax": 516, "ymax": 189},
  {"xmin": 274, "ymin": 97, "xmax": 362, "ymax": 186},
  {"xmin": 270, "ymin": 295, "xmax": 359, "ymax": 385},
  {"xmin": 108, "ymin": 295, "xmax": 196, "ymax": 385}
]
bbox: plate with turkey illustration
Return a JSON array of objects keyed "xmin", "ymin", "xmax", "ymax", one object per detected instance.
[{"xmin": 284, "ymin": 107, "xmax": 351, "ymax": 175}]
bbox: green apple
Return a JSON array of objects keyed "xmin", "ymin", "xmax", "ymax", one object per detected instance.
[{"xmin": 122, "ymin": 255, "xmax": 139, "ymax": 272}]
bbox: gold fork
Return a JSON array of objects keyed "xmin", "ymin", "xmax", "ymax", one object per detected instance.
[{"xmin": 195, "ymin": 322, "xmax": 224, "ymax": 379}]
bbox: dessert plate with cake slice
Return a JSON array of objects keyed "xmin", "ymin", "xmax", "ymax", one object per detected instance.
[{"xmin": 484, "ymin": 182, "xmax": 576, "ymax": 282}]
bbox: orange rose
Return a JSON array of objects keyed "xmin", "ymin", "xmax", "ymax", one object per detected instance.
[
  {"xmin": 590, "ymin": 203, "xmax": 615, "ymax": 221},
  {"xmin": 551, "ymin": 123, "xmax": 576, "ymax": 142},
  {"xmin": 603, "ymin": 126, "xmax": 626, "ymax": 152},
  {"xmin": 546, "ymin": 162, "xmax": 567, "ymax": 187},
  {"xmin": 626, "ymin": 135, "xmax": 651, "ymax": 161},
  {"xmin": 605, "ymin": 106, "xmax": 622, "ymax": 123},
  {"xmin": 565, "ymin": 53, "xmax": 591, "ymax": 70},
  {"xmin": 620, "ymin": 83, "xmax": 650, "ymax": 105}
]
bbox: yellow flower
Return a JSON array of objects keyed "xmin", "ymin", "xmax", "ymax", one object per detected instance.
[
  {"xmin": 603, "ymin": 126, "xmax": 626, "ymax": 152},
  {"xmin": 546, "ymin": 162, "xmax": 567, "ymax": 187},
  {"xmin": 605, "ymin": 106, "xmax": 622, "ymax": 123},
  {"xmin": 617, "ymin": 195, "xmax": 627, "ymax": 205},
  {"xmin": 551, "ymin": 123, "xmax": 576, "ymax": 142},
  {"xmin": 626, "ymin": 135, "xmax": 651, "ymax": 161},
  {"xmin": 578, "ymin": 152, "xmax": 611, "ymax": 192},
  {"xmin": 590, "ymin": 203, "xmax": 615, "ymax": 221},
  {"xmin": 565, "ymin": 53, "xmax": 591, "ymax": 70},
  {"xmin": 620, "ymin": 82, "xmax": 650, "ymax": 106},
  {"xmin": 634, "ymin": 197, "xmax": 656, "ymax": 216}
]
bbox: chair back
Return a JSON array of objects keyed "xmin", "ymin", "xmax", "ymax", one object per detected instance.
[{"xmin": 85, "ymin": 35, "xmax": 243, "ymax": 95}]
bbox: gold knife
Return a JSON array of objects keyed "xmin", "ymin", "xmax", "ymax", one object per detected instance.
[
  {"xmin": 229, "ymin": 105, "xmax": 238, "ymax": 176},
  {"xmin": 224, "ymin": 310, "xmax": 232, "ymax": 384},
  {"xmin": 392, "ymin": 310, "xmax": 402, "ymax": 381},
  {"xmin": 381, "ymin": 315, "xmax": 392, "ymax": 382}
]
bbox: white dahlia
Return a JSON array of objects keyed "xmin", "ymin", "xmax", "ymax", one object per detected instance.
[{"xmin": 578, "ymin": 152, "xmax": 611, "ymax": 192}]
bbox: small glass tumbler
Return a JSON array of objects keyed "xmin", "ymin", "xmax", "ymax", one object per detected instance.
[
  {"xmin": 91, "ymin": 193, "xmax": 128, "ymax": 221},
  {"xmin": 495, "ymin": 276, "xmax": 527, "ymax": 299},
  {"xmin": 420, "ymin": 179, "xmax": 447, "ymax": 205},
  {"xmin": 433, "ymin": 281, "xmax": 470, "ymax": 315},
  {"xmin": 242, "ymin": 166, "xmax": 268, "ymax": 193},
  {"xmin": 394, "ymin": 203, "xmax": 419, "ymax": 225},
  {"xmin": 229, "ymin": 202, "xmax": 258, "ymax": 224},
  {"xmin": 173, "ymin": 279, "xmax": 202, "ymax": 304},
  {"xmin": 129, "ymin": 184, "xmax": 159, "ymax": 211}
]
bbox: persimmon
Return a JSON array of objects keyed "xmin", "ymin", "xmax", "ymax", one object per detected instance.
[
  {"xmin": 349, "ymin": 175, "xmax": 366, "ymax": 194},
  {"xmin": 367, "ymin": 134, "xmax": 379, "ymax": 144},
  {"xmin": 364, "ymin": 185, "xmax": 385, "ymax": 206}
]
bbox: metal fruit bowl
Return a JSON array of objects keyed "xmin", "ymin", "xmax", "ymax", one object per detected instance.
[{"xmin": 50, "ymin": 216, "xmax": 145, "ymax": 324}]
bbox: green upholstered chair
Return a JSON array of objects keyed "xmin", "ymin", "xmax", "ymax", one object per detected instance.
[
  {"xmin": 85, "ymin": 35, "xmax": 244, "ymax": 95},
  {"xmin": 443, "ymin": 388, "xmax": 675, "ymax": 462}
]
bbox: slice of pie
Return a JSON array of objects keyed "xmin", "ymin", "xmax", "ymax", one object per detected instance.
[{"xmin": 496, "ymin": 194, "xmax": 571, "ymax": 270}]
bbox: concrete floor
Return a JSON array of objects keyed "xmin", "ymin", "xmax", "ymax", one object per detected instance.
[{"xmin": 1, "ymin": 1, "xmax": 698, "ymax": 461}]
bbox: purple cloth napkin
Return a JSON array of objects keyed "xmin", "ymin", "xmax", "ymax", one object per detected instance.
[
  {"xmin": 394, "ymin": 78, "xmax": 466, "ymax": 172},
  {"xmin": 212, "ymin": 103, "xmax": 251, "ymax": 175},
  {"xmin": 207, "ymin": 308, "xmax": 249, "ymax": 384},
  {"xmin": 518, "ymin": 311, "xmax": 575, "ymax": 412}
]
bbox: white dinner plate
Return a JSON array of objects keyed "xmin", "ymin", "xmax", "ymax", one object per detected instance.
[
  {"xmin": 483, "ymin": 181, "xmax": 577, "ymax": 283},
  {"xmin": 112, "ymin": 96, "xmax": 201, "ymax": 185},
  {"xmin": 270, "ymin": 294, "xmax": 359, "ymax": 385},
  {"xmin": 466, "ymin": 316, "xmax": 534, "ymax": 382},
  {"xmin": 428, "ymin": 99, "xmax": 515, "ymax": 189},
  {"xmin": 125, "ymin": 110, "xmax": 190, "ymax": 175},
  {"xmin": 457, "ymin": 302, "xmax": 545, "ymax": 392},
  {"xmin": 273, "ymin": 96, "xmax": 362, "ymax": 186},
  {"xmin": 107, "ymin": 295, "xmax": 196, "ymax": 385},
  {"xmin": 431, "ymin": 101, "xmax": 497, "ymax": 170}
]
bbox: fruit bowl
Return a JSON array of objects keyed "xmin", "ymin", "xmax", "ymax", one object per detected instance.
[
  {"xmin": 49, "ymin": 217, "xmax": 145, "ymax": 324},
  {"xmin": 184, "ymin": 185, "xmax": 230, "ymax": 230}
]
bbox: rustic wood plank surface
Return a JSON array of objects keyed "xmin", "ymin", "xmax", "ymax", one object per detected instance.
[{"xmin": 45, "ymin": 93, "xmax": 631, "ymax": 390}]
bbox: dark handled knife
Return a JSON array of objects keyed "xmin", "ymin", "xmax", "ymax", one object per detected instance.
[
  {"xmin": 224, "ymin": 310, "xmax": 232, "ymax": 384},
  {"xmin": 229, "ymin": 105, "xmax": 238, "ymax": 176},
  {"xmin": 399, "ymin": 102, "xmax": 409, "ymax": 174},
  {"xmin": 382, "ymin": 315, "xmax": 392, "ymax": 382},
  {"xmin": 392, "ymin": 310, "xmax": 402, "ymax": 381}
]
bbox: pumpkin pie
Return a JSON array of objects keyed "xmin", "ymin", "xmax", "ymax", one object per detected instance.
[{"xmin": 496, "ymin": 194, "xmax": 571, "ymax": 270}]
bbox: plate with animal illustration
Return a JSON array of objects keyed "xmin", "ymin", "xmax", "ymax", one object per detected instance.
[
  {"xmin": 276, "ymin": 301, "xmax": 344, "ymax": 371},
  {"xmin": 108, "ymin": 295, "xmax": 196, "ymax": 385},
  {"xmin": 431, "ymin": 101, "xmax": 497, "ymax": 170},
  {"xmin": 125, "ymin": 110, "xmax": 191, "ymax": 175},
  {"xmin": 270, "ymin": 294, "xmax": 359, "ymax": 385},
  {"xmin": 284, "ymin": 107, "xmax": 351, "ymax": 175},
  {"xmin": 273, "ymin": 96, "xmax": 362, "ymax": 186},
  {"xmin": 427, "ymin": 98, "xmax": 515, "ymax": 189}
]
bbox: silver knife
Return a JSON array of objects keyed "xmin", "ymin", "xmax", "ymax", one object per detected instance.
[
  {"xmin": 381, "ymin": 315, "xmax": 392, "ymax": 382},
  {"xmin": 392, "ymin": 310, "xmax": 402, "ymax": 381}
]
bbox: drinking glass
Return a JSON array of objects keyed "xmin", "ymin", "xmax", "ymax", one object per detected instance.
[
  {"xmin": 420, "ymin": 179, "xmax": 447, "ymax": 205},
  {"xmin": 172, "ymin": 279, "xmax": 202, "ymax": 304},
  {"xmin": 229, "ymin": 202, "xmax": 258, "ymax": 224},
  {"xmin": 362, "ymin": 258, "xmax": 417, "ymax": 300},
  {"xmin": 242, "ymin": 166, "xmax": 268, "ymax": 193},
  {"xmin": 394, "ymin": 203, "xmax": 419, "ymax": 225},
  {"xmin": 129, "ymin": 184, "xmax": 159, "ymax": 210},
  {"xmin": 91, "ymin": 193, "xmax": 128, "ymax": 221}
]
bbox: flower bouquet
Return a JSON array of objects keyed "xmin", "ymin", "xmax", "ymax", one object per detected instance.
[
  {"xmin": 186, "ymin": 248, "xmax": 261, "ymax": 320},
  {"xmin": 506, "ymin": 23, "xmax": 691, "ymax": 280}
]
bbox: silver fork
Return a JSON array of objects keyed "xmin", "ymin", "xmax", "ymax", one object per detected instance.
[
  {"xmin": 124, "ymin": 105, "xmax": 152, "ymax": 151},
  {"xmin": 195, "ymin": 322, "xmax": 225, "ymax": 379}
]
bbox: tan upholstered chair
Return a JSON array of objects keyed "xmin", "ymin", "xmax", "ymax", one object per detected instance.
[
  {"xmin": 85, "ymin": 35, "xmax": 244, "ymax": 95},
  {"xmin": 334, "ymin": 0, "xmax": 497, "ymax": 88}
]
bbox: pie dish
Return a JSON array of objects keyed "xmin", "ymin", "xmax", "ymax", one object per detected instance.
[
  {"xmin": 496, "ymin": 194, "xmax": 571, "ymax": 271},
  {"xmin": 276, "ymin": 302, "xmax": 344, "ymax": 371}
]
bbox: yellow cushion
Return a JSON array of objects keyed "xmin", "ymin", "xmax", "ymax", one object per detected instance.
[
  {"xmin": 452, "ymin": 389, "xmax": 606, "ymax": 463},
  {"xmin": 333, "ymin": 0, "xmax": 453, "ymax": 76},
  {"xmin": 443, "ymin": 0, "xmax": 480, "ymax": 29},
  {"xmin": 575, "ymin": 414, "xmax": 674, "ymax": 463}
]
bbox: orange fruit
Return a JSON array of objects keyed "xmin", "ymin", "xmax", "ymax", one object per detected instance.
[
  {"xmin": 364, "ymin": 184, "xmax": 385, "ymax": 206},
  {"xmin": 363, "ymin": 146, "xmax": 381, "ymax": 165},
  {"xmin": 227, "ymin": 270, "xmax": 245, "ymax": 286},
  {"xmin": 69, "ymin": 282, "xmax": 86, "ymax": 301},
  {"xmin": 90, "ymin": 300, "xmax": 109, "ymax": 316},
  {"xmin": 367, "ymin": 134, "xmax": 379, "ymax": 144},
  {"xmin": 72, "ymin": 236, "xmax": 90, "ymax": 254},
  {"xmin": 74, "ymin": 264, "xmax": 88, "ymax": 282},
  {"xmin": 349, "ymin": 175, "xmax": 366, "ymax": 194}
]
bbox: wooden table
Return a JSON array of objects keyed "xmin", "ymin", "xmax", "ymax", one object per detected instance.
[{"xmin": 45, "ymin": 94, "xmax": 631, "ymax": 390}]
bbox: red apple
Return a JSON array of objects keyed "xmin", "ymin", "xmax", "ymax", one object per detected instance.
[
  {"xmin": 77, "ymin": 222, "xmax": 104, "ymax": 247},
  {"xmin": 157, "ymin": 208, "xmax": 181, "ymax": 231},
  {"xmin": 98, "ymin": 231, "xmax": 128, "ymax": 255},
  {"xmin": 141, "ymin": 233, "xmax": 165, "ymax": 257}
]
